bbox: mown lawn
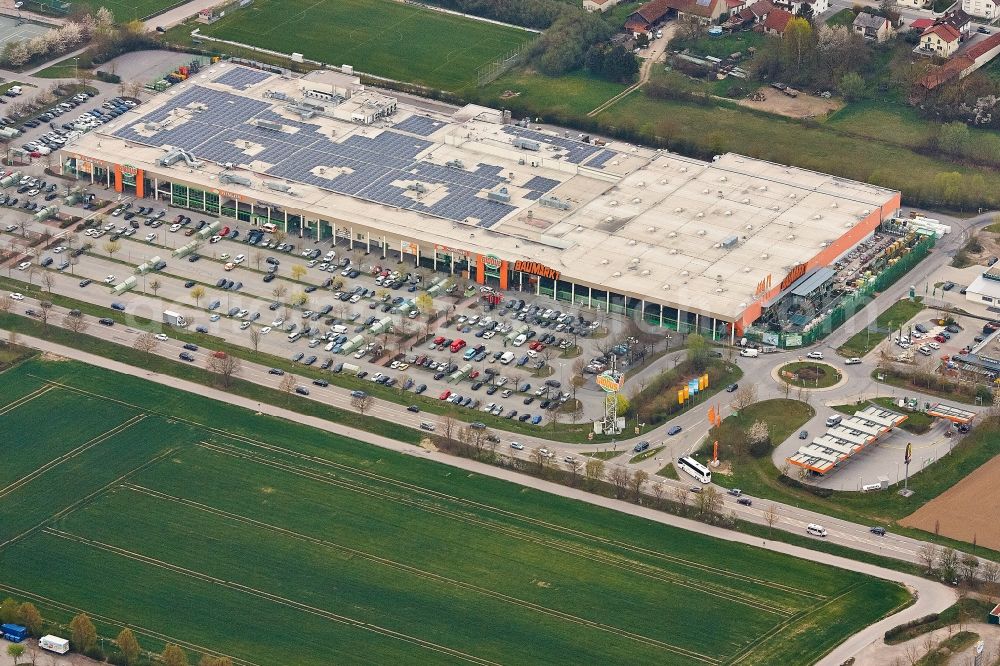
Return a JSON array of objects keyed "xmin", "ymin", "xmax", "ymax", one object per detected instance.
[
  {"xmin": 199, "ymin": 0, "xmax": 533, "ymax": 92},
  {"xmin": 0, "ymin": 359, "xmax": 911, "ymax": 665},
  {"xmin": 837, "ymin": 298, "xmax": 926, "ymax": 358}
]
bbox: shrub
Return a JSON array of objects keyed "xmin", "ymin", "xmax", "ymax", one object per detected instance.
[
  {"xmin": 95, "ymin": 70, "xmax": 120, "ymax": 84},
  {"xmin": 884, "ymin": 613, "xmax": 939, "ymax": 642},
  {"xmin": 749, "ymin": 438, "xmax": 771, "ymax": 458}
]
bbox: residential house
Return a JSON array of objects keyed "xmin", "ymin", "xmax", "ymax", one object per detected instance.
[
  {"xmin": 918, "ymin": 24, "xmax": 961, "ymax": 56},
  {"xmin": 897, "ymin": 0, "xmax": 930, "ymax": 8},
  {"xmin": 625, "ymin": 0, "xmax": 672, "ymax": 33},
  {"xmin": 772, "ymin": 0, "xmax": 829, "ymax": 17},
  {"xmin": 909, "ymin": 18, "xmax": 934, "ymax": 31},
  {"xmin": 939, "ymin": 9, "xmax": 973, "ymax": 41},
  {"xmin": 584, "ymin": 0, "xmax": 621, "ymax": 12},
  {"xmin": 852, "ymin": 12, "xmax": 896, "ymax": 43},
  {"xmin": 676, "ymin": 0, "xmax": 728, "ymax": 23},
  {"xmin": 761, "ymin": 7, "xmax": 794, "ymax": 36},
  {"xmin": 962, "ymin": 0, "xmax": 998, "ymax": 19},
  {"xmin": 722, "ymin": 0, "xmax": 774, "ymax": 28},
  {"xmin": 920, "ymin": 31, "xmax": 1000, "ymax": 89}
]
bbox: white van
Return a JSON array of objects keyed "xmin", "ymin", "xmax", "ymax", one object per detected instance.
[
  {"xmin": 39, "ymin": 635, "xmax": 70, "ymax": 654},
  {"xmin": 825, "ymin": 415, "xmax": 843, "ymax": 427},
  {"xmin": 512, "ymin": 334, "xmax": 527, "ymax": 347},
  {"xmin": 500, "ymin": 351, "xmax": 516, "ymax": 365},
  {"xmin": 331, "ymin": 324, "xmax": 347, "ymax": 334},
  {"xmin": 806, "ymin": 524, "xmax": 828, "ymax": 537},
  {"xmin": 287, "ymin": 331, "xmax": 302, "ymax": 342},
  {"xmin": 739, "ymin": 348, "xmax": 759, "ymax": 357}
]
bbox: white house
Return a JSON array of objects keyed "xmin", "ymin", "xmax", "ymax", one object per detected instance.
[
  {"xmin": 584, "ymin": 0, "xmax": 621, "ymax": 11},
  {"xmin": 962, "ymin": 0, "xmax": 998, "ymax": 19}
]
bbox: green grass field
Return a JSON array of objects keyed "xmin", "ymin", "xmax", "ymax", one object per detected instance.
[
  {"xmin": 61, "ymin": 0, "xmax": 182, "ymax": 21},
  {"xmin": 198, "ymin": 0, "xmax": 533, "ymax": 92},
  {"xmin": 837, "ymin": 298, "xmax": 926, "ymax": 358},
  {"xmin": 0, "ymin": 359, "xmax": 910, "ymax": 665}
]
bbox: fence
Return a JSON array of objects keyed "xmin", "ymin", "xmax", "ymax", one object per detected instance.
[{"xmin": 745, "ymin": 234, "xmax": 936, "ymax": 349}]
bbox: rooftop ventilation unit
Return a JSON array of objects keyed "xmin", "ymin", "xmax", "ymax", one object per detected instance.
[
  {"xmin": 612, "ymin": 271, "xmax": 621, "ymax": 278},
  {"xmin": 759, "ymin": 185, "xmax": 767, "ymax": 191},
  {"xmin": 627, "ymin": 239, "xmax": 637, "ymax": 246},
  {"xmin": 512, "ymin": 137, "xmax": 540, "ymax": 151},
  {"xmin": 256, "ymin": 119, "xmax": 283, "ymax": 131},
  {"xmin": 540, "ymin": 195, "xmax": 571, "ymax": 211},
  {"xmin": 663, "ymin": 284, "xmax": 671, "ymax": 290},
  {"xmin": 669, "ymin": 249, "xmax": 678, "ymax": 254},
  {"xmin": 407, "ymin": 182, "xmax": 427, "ymax": 193},
  {"xmin": 674, "ymin": 207, "xmax": 684, "ymax": 213},
  {"xmin": 742, "ymin": 198, "xmax": 749, "ymax": 204},
  {"xmin": 761, "ymin": 253, "xmax": 769, "ymax": 259},
  {"xmin": 220, "ymin": 173, "xmax": 252, "ymax": 187},
  {"xmin": 641, "ymin": 269, "xmax": 650, "ymax": 276},
  {"xmin": 702, "ymin": 188, "xmax": 710, "ymax": 194},
  {"xmin": 601, "ymin": 259, "xmax": 610, "ymax": 265},
  {"xmin": 487, "ymin": 186, "xmax": 510, "ymax": 203},
  {"xmin": 668, "ymin": 231, "xmax": 677, "ymax": 237},
  {"xmin": 721, "ymin": 235, "xmax": 738, "ymax": 249},
  {"xmin": 632, "ymin": 197, "xmax": 641, "ymax": 204},
  {"xmin": 696, "ymin": 213, "xmax": 704, "ymax": 219},
  {"xmin": 265, "ymin": 182, "xmax": 293, "ymax": 193},
  {"xmin": 157, "ymin": 147, "xmax": 202, "ymax": 168},
  {"xmin": 446, "ymin": 159, "xmax": 465, "ymax": 169}
]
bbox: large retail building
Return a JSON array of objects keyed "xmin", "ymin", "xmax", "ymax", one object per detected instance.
[{"xmin": 60, "ymin": 65, "xmax": 901, "ymax": 342}]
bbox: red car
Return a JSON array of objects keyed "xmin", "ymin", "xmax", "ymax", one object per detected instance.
[
  {"xmin": 469, "ymin": 370, "xmax": 480, "ymax": 379},
  {"xmin": 439, "ymin": 389, "xmax": 451, "ymax": 400},
  {"xmin": 219, "ymin": 226, "xmax": 230, "ymax": 236},
  {"xmin": 450, "ymin": 339, "xmax": 466, "ymax": 353},
  {"xmin": 432, "ymin": 336, "xmax": 445, "ymax": 346},
  {"xmin": 934, "ymin": 334, "xmax": 947, "ymax": 343}
]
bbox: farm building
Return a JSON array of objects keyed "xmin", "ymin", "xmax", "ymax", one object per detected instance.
[{"xmin": 60, "ymin": 64, "xmax": 901, "ymax": 343}]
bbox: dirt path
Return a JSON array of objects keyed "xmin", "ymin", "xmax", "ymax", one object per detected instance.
[{"xmin": 587, "ymin": 24, "xmax": 676, "ymax": 118}]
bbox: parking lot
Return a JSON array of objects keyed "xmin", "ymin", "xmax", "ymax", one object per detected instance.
[{"xmin": 1, "ymin": 195, "xmax": 651, "ymax": 428}]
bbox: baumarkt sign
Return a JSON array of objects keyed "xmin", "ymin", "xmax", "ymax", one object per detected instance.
[
  {"xmin": 483, "ymin": 254, "xmax": 502, "ymax": 277},
  {"xmin": 513, "ymin": 260, "xmax": 560, "ymax": 281}
]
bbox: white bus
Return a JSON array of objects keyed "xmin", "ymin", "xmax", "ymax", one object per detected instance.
[{"xmin": 678, "ymin": 456, "xmax": 711, "ymax": 483}]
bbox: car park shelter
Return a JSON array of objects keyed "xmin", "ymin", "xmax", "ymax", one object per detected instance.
[
  {"xmin": 788, "ymin": 404, "xmax": 907, "ymax": 475},
  {"xmin": 62, "ymin": 64, "xmax": 900, "ymax": 342},
  {"xmin": 925, "ymin": 403, "xmax": 976, "ymax": 424},
  {"xmin": 990, "ymin": 603, "xmax": 1000, "ymax": 625}
]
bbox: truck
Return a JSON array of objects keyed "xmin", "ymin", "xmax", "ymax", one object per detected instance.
[
  {"xmin": 1, "ymin": 623, "xmax": 28, "ymax": 642},
  {"xmin": 39, "ymin": 635, "xmax": 70, "ymax": 654},
  {"xmin": 163, "ymin": 310, "xmax": 187, "ymax": 327},
  {"xmin": 739, "ymin": 348, "xmax": 759, "ymax": 357}
]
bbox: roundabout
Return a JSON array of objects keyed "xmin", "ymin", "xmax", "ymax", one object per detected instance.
[{"xmin": 774, "ymin": 360, "xmax": 847, "ymax": 391}]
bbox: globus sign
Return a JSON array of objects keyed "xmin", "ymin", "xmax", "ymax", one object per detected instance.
[
  {"xmin": 483, "ymin": 254, "xmax": 502, "ymax": 277},
  {"xmin": 596, "ymin": 370, "xmax": 624, "ymax": 393}
]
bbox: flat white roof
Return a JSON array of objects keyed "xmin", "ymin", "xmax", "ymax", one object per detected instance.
[{"xmin": 64, "ymin": 64, "xmax": 899, "ymax": 321}]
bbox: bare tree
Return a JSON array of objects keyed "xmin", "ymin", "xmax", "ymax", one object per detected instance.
[
  {"xmin": 629, "ymin": 469, "xmax": 649, "ymax": 503},
  {"xmin": 961, "ymin": 553, "xmax": 980, "ymax": 586},
  {"xmin": 730, "ymin": 383, "xmax": 758, "ymax": 412},
  {"xmin": 133, "ymin": 332, "xmax": 159, "ymax": 355},
  {"xmin": 149, "ymin": 278, "xmax": 161, "ymax": 297},
  {"xmin": 439, "ymin": 412, "xmax": 456, "ymax": 440},
  {"xmin": 764, "ymin": 504, "xmax": 780, "ymax": 537},
  {"xmin": 278, "ymin": 372, "xmax": 296, "ymax": 402},
  {"xmin": 530, "ymin": 447, "xmax": 551, "ymax": 473},
  {"xmin": 0, "ymin": 294, "xmax": 11, "ymax": 313},
  {"xmin": 672, "ymin": 484, "xmax": 690, "ymax": 514},
  {"xmin": 37, "ymin": 300, "xmax": 52, "ymax": 327},
  {"xmin": 103, "ymin": 239, "xmax": 121, "ymax": 258},
  {"xmin": 272, "ymin": 284, "xmax": 288, "ymax": 301},
  {"xmin": 650, "ymin": 480, "xmax": 665, "ymax": 508},
  {"xmin": 63, "ymin": 313, "xmax": 88, "ymax": 334},
  {"xmin": 608, "ymin": 465, "xmax": 630, "ymax": 499},
  {"xmin": 248, "ymin": 327, "xmax": 261, "ymax": 353},
  {"xmin": 917, "ymin": 542, "xmax": 940, "ymax": 574},
  {"xmin": 351, "ymin": 393, "xmax": 374, "ymax": 415},
  {"xmin": 206, "ymin": 352, "xmax": 241, "ymax": 388},
  {"xmin": 41, "ymin": 271, "xmax": 55, "ymax": 293}
]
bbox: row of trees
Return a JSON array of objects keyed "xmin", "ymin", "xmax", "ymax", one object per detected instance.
[
  {"xmin": 0, "ymin": 7, "xmax": 114, "ymax": 68},
  {"xmin": 0, "ymin": 600, "xmax": 231, "ymax": 665},
  {"xmin": 584, "ymin": 44, "xmax": 640, "ymax": 84}
]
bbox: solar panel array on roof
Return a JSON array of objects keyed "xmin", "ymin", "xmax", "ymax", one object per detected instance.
[
  {"xmin": 214, "ymin": 66, "xmax": 273, "ymax": 90},
  {"xmin": 501, "ymin": 126, "xmax": 602, "ymax": 164},
  {"xmin": 393, "ymin": 115, "xmax": 444, "ymax": 136},
  {"xmin": 113, "ymin": 85, "xmax": 517, "ymax": 228},
  {"xmin": 585, "ymin": 149, "xmax": 617, "ymax": 169},
  {"xmin": 523, "ymin": 175, "xmax": 560, "ymax": 194}
]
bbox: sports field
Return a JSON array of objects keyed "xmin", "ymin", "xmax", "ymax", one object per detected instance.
[
  {"xmin": 0, "ymin": 359, "xmax": 910, "ymax": 665},
  {"xmin": 37, "ymin": 0, "xmax": 180, "ymax": 21},
  {"xmin": 198, "ymin": 0, "xmax": 532, "ymax": 92}
]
